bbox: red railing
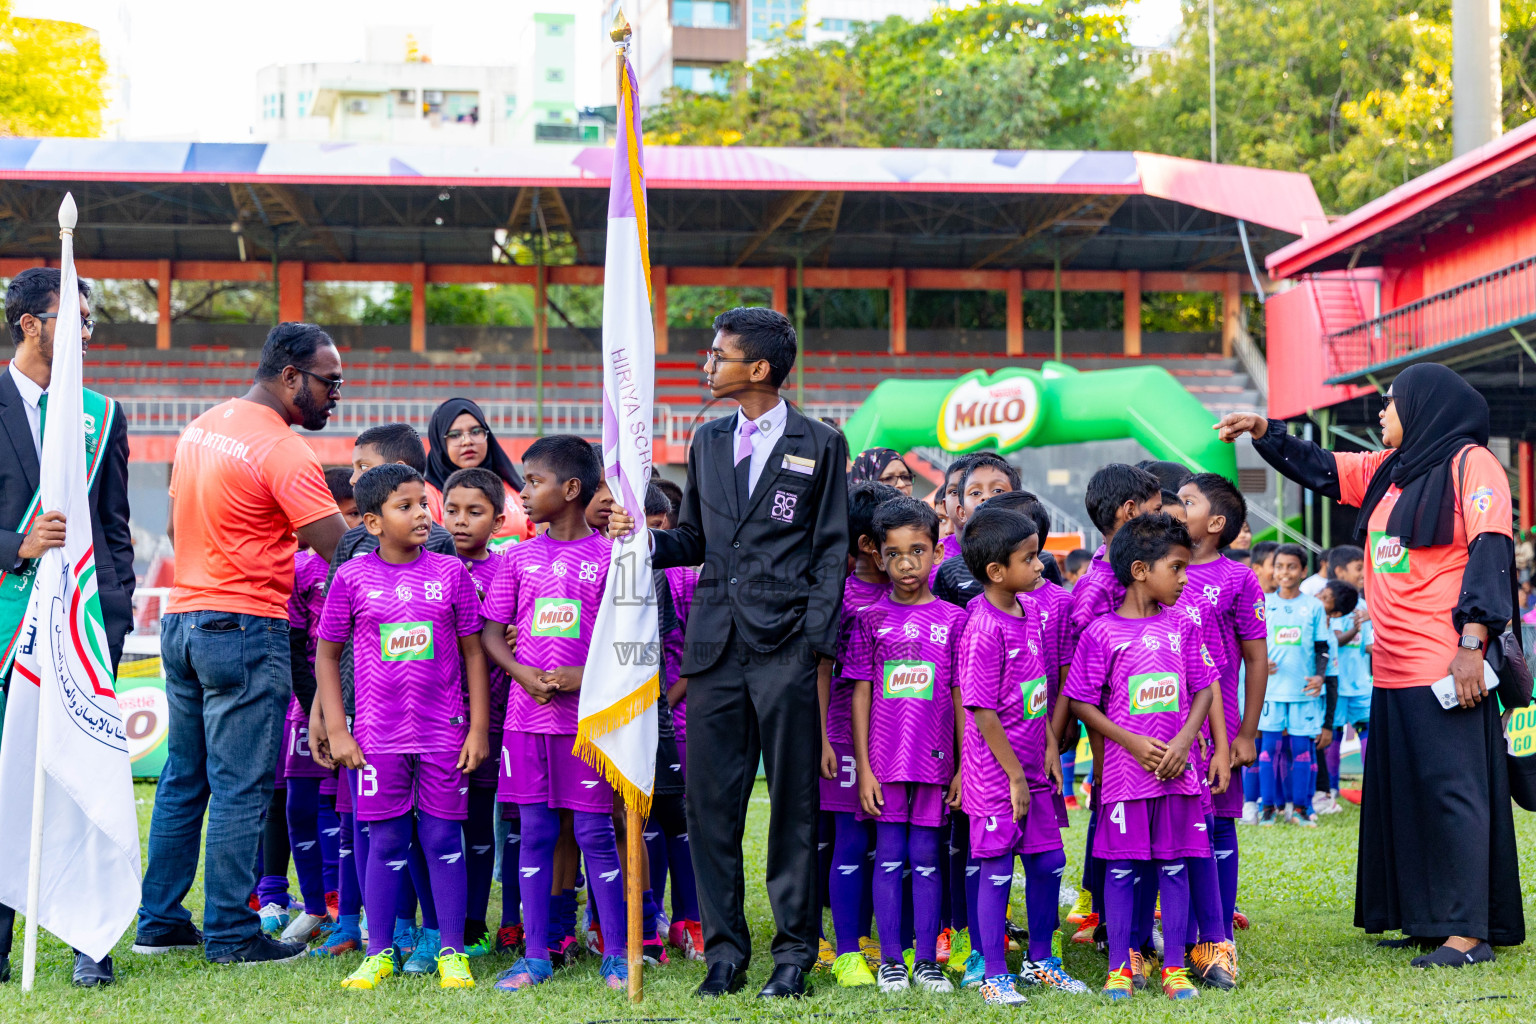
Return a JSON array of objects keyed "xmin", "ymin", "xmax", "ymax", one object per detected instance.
[{"xmin": 1325, "ymin": 254, "xmax": 1536, "ymax": 381}]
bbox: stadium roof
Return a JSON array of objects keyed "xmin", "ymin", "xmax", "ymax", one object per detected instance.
[
  {"xmin": 1267, "ymin": 118, "xmax": 1536, "ymax": 278},
  {"xmin": 0, "ymin": 139, "xmax": 1325, "ymax": 275}
]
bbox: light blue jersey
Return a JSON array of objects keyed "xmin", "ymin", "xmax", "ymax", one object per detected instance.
[
  {"xmin": 1265, "ymin": 590, "xmax": 1329, "ymax": 702},
  {"xmin": 1331, "ymin": 599, "xmax": 1374, "ymax": 698}
]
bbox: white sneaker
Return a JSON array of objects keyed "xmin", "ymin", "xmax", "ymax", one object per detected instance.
[
  {"xmin": 876, "ymin": 960, "xmax": 910, "ymax": 992},
  {"xmin": 258, "ymin": 903, "xmax": 289, "ymax": 937},
  {"xmin": 1151, "ymin": 922, "xmax": 1164, "ymax": 956},
  {"xmin": 1238, "ymin": 801, "xmax": 1260, "ymax": 825},
  {"xmin": 280, "ymin": 912, "xmax": 327, "ymax": 944}
]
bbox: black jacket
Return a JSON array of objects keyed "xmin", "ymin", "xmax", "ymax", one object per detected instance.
[
  {"xmin": 0, "ymin": 370, "xmax": 135, "ymax": 669},
  {"xmin": 650, "ymin": 404, "xmax": 849, "ymax": 674}
]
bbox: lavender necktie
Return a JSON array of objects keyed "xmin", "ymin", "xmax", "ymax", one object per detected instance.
[{"xmin": 735, "ymin": 419, "xmax": 759, "ymax": 466}]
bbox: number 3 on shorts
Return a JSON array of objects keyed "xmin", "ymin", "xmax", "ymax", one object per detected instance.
[
  {"xmin": 357, "ymin": 764, "xmax": 378, "ymax": 798},
  {"xmin": 841, "ymin": 755, "xmax": 857, "ymax": 790},
  {"xmin": 1110, "ymin": 801, "xmax": 1127, "ymax": 834}
]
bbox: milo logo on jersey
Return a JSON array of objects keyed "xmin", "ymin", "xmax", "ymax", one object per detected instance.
[
  {"xmin": 382, "ymin": 622, "xmax": 434, "ymax": 661},
  {"xmin": 1274, "ymin": 625, "xmax": 1302, "ymax": 645},
  {"xmin": 532, "ymin": 598, "xmax": 582, "ymax": 638},
  {"xmin": 1021, "ymin": 676, "xmax": 1048, "ymax": 719},
  {"xmin": 883, "ymin": 660, "xmax": 935, "ymax": 700},
  {"xmin": 1129, "ymin": 672, "xmax": 1180, "ymax": 714},
  {"xmin": 1369, "ymin": 531, "xmax": 1409, "ymax": 574}
]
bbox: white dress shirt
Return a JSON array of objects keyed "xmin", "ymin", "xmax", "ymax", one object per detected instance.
[
  {"xmin": 735, "ymin": 398, "xmax": 787, "ymax": 495},
  {"xmin": 7, "ymin": 359, "xmax": 44, "ymax": 462}
]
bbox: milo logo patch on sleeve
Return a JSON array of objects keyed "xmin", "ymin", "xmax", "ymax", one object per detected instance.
[
  {"xmin": 1129, "ymin": 672, "xmax": 1180, "ymax": 715},
  {"xmin": 883, "ymin": 660, "xmax": 936, "ymax": 700},
  {"xmin": 532, "ymin": 597, "xmax": 582, "ymax": 638},
  {"xmin": 1021, "ymin": 676, "xmax": 1048, "ymax": 719},
  {"xmin": 1369, "ymin": 531, "xmax": 1410, "ymax": 574},
  {"xmin": 382, "ymin": 622, "xmax": 435, "ymax": 661}
]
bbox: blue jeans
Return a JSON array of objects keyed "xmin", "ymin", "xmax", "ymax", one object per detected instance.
[{"xmin": 137, "ymin": 610, "xmax": 290, "ymax": 958}]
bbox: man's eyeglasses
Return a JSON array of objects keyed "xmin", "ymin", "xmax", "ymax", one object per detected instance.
[
  {"xmin": 296, "ymin": 367, "xmax": 345, "ymax": 395},
  {"xmin": 32, "ymin": 312, "xmax": 95, "ymax": 333},
  {"xmin": 445, "ymin": 426, "xmax": 489, "ymax": 443},
  {"xmin": 705, "ymin": 350, "xmax": 756, "ymax": 366}
]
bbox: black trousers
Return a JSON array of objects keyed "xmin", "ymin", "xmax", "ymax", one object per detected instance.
[{"xmin": 684, "ymin": 625, "xmax": 820, "ymax": 971}]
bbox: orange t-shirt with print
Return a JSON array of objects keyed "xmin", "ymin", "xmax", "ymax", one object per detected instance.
[
  {"xmin": 1335, "ymin": 445, "xmax": 1512, "ymax": 688},
  {"xmin": 167, "ymin": 399, "xmax": 340, "ymax": 618}
]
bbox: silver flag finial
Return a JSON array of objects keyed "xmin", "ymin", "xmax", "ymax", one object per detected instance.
[{"xmin": 59, "ymin": 192, "xmax": 77, "ymax": 233}]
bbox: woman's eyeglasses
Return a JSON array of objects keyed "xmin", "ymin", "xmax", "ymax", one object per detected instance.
[
  {"xmin": 446, "ymin": 426, "xmax": 489, "ymax": 442},
  {"xmin": 880, "ymin": 471, "xmax": 914, "ymax": 485}
]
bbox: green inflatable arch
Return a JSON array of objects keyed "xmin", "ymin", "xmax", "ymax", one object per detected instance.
[{"xmin": 841, "ymin": 361, "xmax": 1237, "ymax": 480}]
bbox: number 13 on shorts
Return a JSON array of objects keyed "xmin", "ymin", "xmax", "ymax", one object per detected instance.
[{"xmin": 356, "ymin": 764, "xmax": 378, "ymax": 797}]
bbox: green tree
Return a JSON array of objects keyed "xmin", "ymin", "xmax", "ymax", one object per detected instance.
[
  {"xmin": 0, "ymin": 4, "xmax": 109, "ymax": 137},
  {"xmin": 646, "ymin": 1, "xmax": 1132, "ymax": 150}
]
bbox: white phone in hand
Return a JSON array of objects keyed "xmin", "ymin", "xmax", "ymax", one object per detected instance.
[{"xmin": 1429, "ymin": 660, "xmax": 1500, "ymax": 710}]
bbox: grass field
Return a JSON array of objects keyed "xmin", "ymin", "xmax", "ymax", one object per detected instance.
[{"xmin": 3, "ymin": 780, "xmax": 1536, "ymax": 1023}]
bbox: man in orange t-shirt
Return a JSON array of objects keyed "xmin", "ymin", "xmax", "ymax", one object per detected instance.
[{"xmin": 136, "ymin": 323, "xmax": 349, "ymax": 967}]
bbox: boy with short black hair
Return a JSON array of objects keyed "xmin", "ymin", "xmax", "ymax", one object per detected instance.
[
  {"xmin": 1175, "ymin": 472, "xmax": 1267, "ymax": 986},
  {"xmin": 326, "ymin": 466, "xmax": 362, "ymax": 528},
  {"xmin": 1066, "ymin": 514, "xmax": 1217, "ymax": 1002},
  {"xmin": 316, "ymin": 463, "xmax": 491, "ymax": 991},
  {"xmin": 846, "ymin": 496, "xmax": 967, "ymax": 995},
  {"xmin": 821, "ymin": 480, "xmax": 900, "ymax": 986},
  {"xmin": 931, "ymin": 455, "xmax": 982, "ymax": 584},
  {"xmin": 959, "ymin": 506, "xmax": 1085, "ymax": 1005},
  {"xmin": 1258, "ymin": 544, "xmax": 1333, "ymax": 827},
  {"xmin": 1064, "ymin": 549, "xmax": 1093, "ymax": 587},
  {"xmin": 440, "ymin": 466, "xmax": 509, "ymax": 957},
  {"xmin": 477, "ymin": 435, "xmax": 632, "ymax": 993},
  {"xmin": 1249, "ymin": 541, "xmax": 1279, "ymax": 594}
]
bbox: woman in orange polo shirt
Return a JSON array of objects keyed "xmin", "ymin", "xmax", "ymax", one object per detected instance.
[
  {"xmin": 425, "ymin": 398, "xmax": 535, "ymax": 549},
  {"xmin": 1217, "ymin": 363, "xmax": 1523, "ymax": 967}
]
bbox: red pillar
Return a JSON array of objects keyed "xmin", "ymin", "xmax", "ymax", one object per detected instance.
[
  {"xmin": 156, "ymin": 258, "xmax": 172, "ymax": 350},
  {"xmin": 410, "ymin": 261, "xmax": 427, "ymax": 353},
  {"xmin": 1123, "ymin": 268, "xmax": 1142, "ymax": 356},
  {"xmin": 278, "ymin": 261, "xmax": 305, "ymax": 323},
  {"xmin": 890, "ymin": 267, "xmax": 907, "ymax": 355},
  {"xmin": 1521, "ymin": 440, "xmax": 1533, "ymax": 534},
  {"xmin": 1005, "ymin": 268, "xmax": 1023, "ymax": 356},
  {"xmin": 771, "ymin": 266, "xmax": 789, "ymax": 314},
  {"xmin": 1221, "ymin": 271, "xmax": 1240, "ymax": 358},
  {"xmin": 652, "ymin": 265, "xmax": 669, "ymax": 355}
]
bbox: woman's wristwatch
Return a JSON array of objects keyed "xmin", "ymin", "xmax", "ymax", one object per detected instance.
[{"xmin": 1458, "ymin": 634, "xmax": 1486, "ymax": 652}]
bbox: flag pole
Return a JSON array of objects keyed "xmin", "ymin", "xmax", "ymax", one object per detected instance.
[
  {"xmin": 21, "ymin": 194, "xmax": 77, "ymax": 992},
  {"xmin": 610, "ymin": 7, "xmax": 645, "ymax": 1005}
]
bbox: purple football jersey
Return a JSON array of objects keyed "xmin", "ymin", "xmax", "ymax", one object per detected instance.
[
  {"xmin": 663, "ymin": 566, "xmax": 697, "ymax": 690},
  {"xmin": 1068, "ymin": 545, "xmax": 1124, "ymax": 642},
  {"xmin": 317, "ymin": 550, "xmax": 484, "ymax": 755},
  {"xmin": 1175, "ymin": 557, "xmax": 1266, "ymax": 744},
  {"xmin": 285, "ymin": 550, "xmax": 330, "ymax": 723},
  {"xmin": 958, "ymin": 594, "xmax": 1051, "ymax": 818},
  {"xmin": 845, "ymin": 596, "xmax": 967, "ymax": 785},
  {"xmin": 929, "ymin": 532, "xmax": 962, "ymax": 588},
  {"xmin": 461, "ymin": 551, "xmax": 511, "ymax": 733},
  {"xmin": 1062, "ymin": 610, "xmax": 1217, "ymax": 803},
  {"xmin": 481, "ymin": 530, "xmax": 611, "ymax": 735},
  {"xmin": 828, "ymin": 574, "xmax": 892, "ymax": 745},
  {"xmin": 1025, "ymin": 578, "xmax": 1075, "ymax": 715}
]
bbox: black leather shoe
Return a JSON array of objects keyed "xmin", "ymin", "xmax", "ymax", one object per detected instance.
[
  {"xmin": 695, "ymin": 960, "xmax": 747, "ymax": 997},
  {"xmin": 72, "ymin": 953, "xmax": 114, "ymax": 987},
  {"xmin": 757, "ymin": 963, "xmax": 805, "ymax": 998}
]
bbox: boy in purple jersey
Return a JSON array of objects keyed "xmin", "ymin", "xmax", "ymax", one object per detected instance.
[
  {"xmin": 819, "ymin": 481, "xmax": 899, "ymax": 986},
  {"xmin": 1066, "ymin": 514, "xmax": 1217, "ymax": 1003},
  {"xmin": 845, "ymin": 497, "xmax": 966, "ymax": 994},
  {"xmin": 928, "ymin": 455, "xmax": 981, "ymax": 588},
  {"xmin": 278, "ymin": 548, "xmax": 335, "ymax": 946},
  {"xmin": 315, "ymin": 464, "xmax": 491, "ymax": 991},
  {"xmin": 1177, "ymin": 474, "xmax": 1267, "ymax": 983},
  {"xmin": 957, "ymin": 506, "xmax": 1085, "ymax": 1007},
  {"xmin": 477, "ymin": 435, "xmax": 631, "ymax": 994},
  {"xmin": 441, "ymin": 467, "xmax": 510, "ymax": 959},
  {"xmin": 1065, "ymin": 464, "xmax": 1162, "ymax": 948}
]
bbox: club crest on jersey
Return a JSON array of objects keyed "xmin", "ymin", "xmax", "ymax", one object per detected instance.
[
  {"xmin": 1468, "ymin": 486, "xmax": 1494, "ymax": 514},
  {"xmin": 883, "ymin": 660, "xmax": 935, "ymax": 700},
  {"xmin": 771, "ymin": 490, "xmax": 798, "ymax": 523},
  {"xmin": 1201, "ymin": 643, "xmax": 1216, "ymax": 668},
  {"xmin": 1166, "ymin": 632, "xmax": 1182, "ymax": 653},
  {"xmin": 1129, "ymin": 671, "xmax": 1179, "ymax": 714},
  {"xmin": 382, "ymin": 621, "xmax": 434, "ymax": 661},
  {"xmin": 532, "ymin": 597, "xmax": 582, "ymax": 638},
  {"xmin": 1184, "ymin": 605, "xmax": 1203, "ymax": 627},
  {"xmin": 1274, "ymin": 625, "xmax": 1302, "ymax": 645},
  {"xmin": 1253, "ymin": 600, "xmax": 1266, "ymax": 622},
  {"xmin": 1203, "ymin": 583, "xmax": 1221, "ymax": 606},
  {"xmin": 1021, "ymin": 675, "xmax": 1048, "ymax": 719},
  {"xmin": 1369, "ymin": 531, "xmax": 1409, "ymax": 574}
]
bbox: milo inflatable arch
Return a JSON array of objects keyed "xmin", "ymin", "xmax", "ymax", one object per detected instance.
[{"xmin": 841, "ymin": 362, "xmax": 1237, "ymax": 479}]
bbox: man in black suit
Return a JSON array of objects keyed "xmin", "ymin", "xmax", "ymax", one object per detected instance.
[
  {"xmin": 610, "ymin": 308, "xmax": 848, "ymax": 999},
  {"xmin": 0, "ymin": 268, "xmax": 135, "ymax": 987}
]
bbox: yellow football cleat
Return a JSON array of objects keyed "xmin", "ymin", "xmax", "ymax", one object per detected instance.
[{"xmin": 340, "ymin": 949, "xmax": 395, "ymax": 990}]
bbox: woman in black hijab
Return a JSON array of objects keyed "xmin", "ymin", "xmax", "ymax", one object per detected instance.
[
  {"xmin": 1215, "ymin": 363, "xmax": 1523, "ymax": 966},
  {"xmin": 424, "ymin": 397, "xmax": 534, "ymax": 548},
  {"xmin": 848, "ymin": 447, "xmax": 914, "ymax": 495}
]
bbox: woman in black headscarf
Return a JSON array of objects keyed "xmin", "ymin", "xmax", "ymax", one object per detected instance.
[
  {"xmin": 425, "ymin": 397, "xmax": 534, "ymax": 548},
  {"xmin": 1216, "ymin": 363, "xmax": 1523, "ymax": 966},
  {"xmin": 848, "ymin": 447, "xmax": 914, "ymax": 495}
]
